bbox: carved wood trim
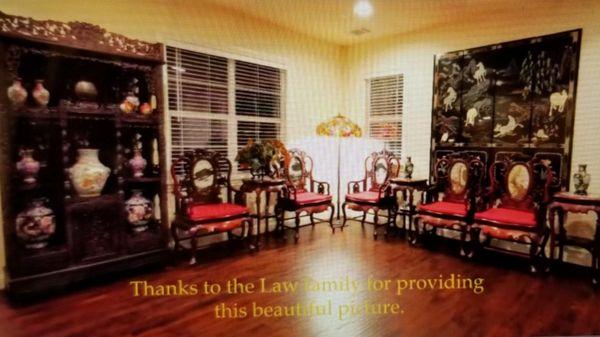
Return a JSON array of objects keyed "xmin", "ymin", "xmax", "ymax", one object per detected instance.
[{"xmin": 0, "ymin": 11, "xmax": 163, "ymax": 62}]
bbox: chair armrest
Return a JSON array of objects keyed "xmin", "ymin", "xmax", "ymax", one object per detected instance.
[
  {"xmin": 281, "ymin": 185, "xmax": 299, "ymax": 200},
  {"xmin": 311, "ymin": 179, "xmax": 331, "ymax": 195},
  {"xmin": 347, "ymin": 179, "xmax": 366, "ymax": 194}
]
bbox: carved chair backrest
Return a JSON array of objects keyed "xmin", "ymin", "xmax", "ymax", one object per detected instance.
[
  {"xmin": 171, "ymin": 149, "xmax": 232, "ymax": 207},
  {"xmin": 488, "ymin": 153, "xmax": 552, "ymax": 211},
  {"xmin": 433, "ymin": 152, "xmax": 485, "ymax": 203},
  {"xmin": 364, "ymin": 150, "xmax": 401, "ymax": 192},
  {"xmin": 283, "ymin": 149, "xmax": 314, "ymax": 192}
]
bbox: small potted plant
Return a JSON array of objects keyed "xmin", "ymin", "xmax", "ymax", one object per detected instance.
[{"xmin": 236, "ymin": 139, "xmax": 289, "ymax": 180}]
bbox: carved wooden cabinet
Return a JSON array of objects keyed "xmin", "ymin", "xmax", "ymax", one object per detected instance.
[{"xmin": 0, "ymin": 11, "xmax": 168, "ymax": 298}]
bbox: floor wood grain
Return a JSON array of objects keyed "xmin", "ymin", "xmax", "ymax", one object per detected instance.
[{"xmin": 0, "ymin": 221, "xmax": 599, "ymax": 337}]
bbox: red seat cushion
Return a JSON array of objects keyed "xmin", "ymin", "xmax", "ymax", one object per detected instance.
[
  {"xmin": 186, "ymin": 203, "xmax": 248, "ymax": 222},
  {"xmin": 474, "ymin": 207, "xmax": 536, "ymax": 228},
  {"xmin": 346, "ymin": 191, "xmax": 380, "ymax": 204},
  {"xmin": 292, "ymin": 192, "xmax": 332, "ymax": 206},
  {"xmin": 418, "ymin": 201, "xmax": 467, "ymax": 217}
]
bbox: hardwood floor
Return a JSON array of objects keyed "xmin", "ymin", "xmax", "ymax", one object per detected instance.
[{"xmin": 0, "ymin": 221, "xmax": 599, "ymax": 337}]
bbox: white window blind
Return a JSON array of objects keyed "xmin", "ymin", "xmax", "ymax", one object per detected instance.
[
  {"xmin": 367, "ymin": 74, "xmax": 403, "ymax": 156},
  {"xmin": 167, "ymin": 46, "xmax": 284, "ymax": 171}
]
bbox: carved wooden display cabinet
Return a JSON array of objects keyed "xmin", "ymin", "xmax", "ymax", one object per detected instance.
[{"xmin": 0, "ymin": 11, "xmax": 168, "ymax": 298}]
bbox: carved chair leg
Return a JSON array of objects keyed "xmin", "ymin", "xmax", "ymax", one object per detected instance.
[
  {"xmin": 361, "ymin": 211, "xmax": 367, "ymax": 227},
  {"xmin": 373, "ymin": 210, "xmax": 379, "ymax": 240},
  {"xmin": 310, "ymin": 213, "xmax": 316, "ymax": 227},
  {"xmin": 171, "ymin": 225, "xmax": 180, "ymax": 252},
  {"xmin": 410, "ymin": 217, "xmax": 419, "ymax": 245},
  {"xmin": 529, "ymin": 241, "xmax": 539, "ymax": 274},
  {"xmin": 329, "ymin": 203, "xmax": 335, "ymax": 233},
  {"xmin": 341, "ymin": 202, "xmax": 348, "ymax": 228},
  {"xmin": 470, "ymin": 227, "xmax": 482, "ymax": 258},
  {"xmin": 189, "ymin": 235, "xmax": 198, "ymax": 265},
  {"xmin": 294, "ymin": 213, "xmax": 301, "ymax": 243}
]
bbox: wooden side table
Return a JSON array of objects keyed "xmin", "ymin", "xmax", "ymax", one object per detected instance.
[
  {"xmin": 548, "ymin": 192, "xmax": 600, "ymax": 285},
  {"xmin": 390, "ymin": 178, "xmax": 428, "ymax": 236},
  {"xmin": 240, "ymin": 178, "xmax": 285, "ymax": 250}
]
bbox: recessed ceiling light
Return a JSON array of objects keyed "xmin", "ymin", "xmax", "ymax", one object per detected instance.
[{"xmin": 353, "ymin": 0, "xmax": 373, "ymax": 18}]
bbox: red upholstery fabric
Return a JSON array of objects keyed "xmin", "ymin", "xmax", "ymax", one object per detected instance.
[
  {"xmin": 474, "ymin": 207, "xmax": 536, "ymax": 228},
  {"xmin": 190, "ymin": 218, "xmax": 246, "ymax": 234},
  {"xmin": 418, "ymin": 201, "xmax": 467, "ymax": 217},
  {"xmin": 187, "ymin": 203, "xmax": 248, "ymax": 222},
  {"xmin": 346, "ymin": 191, "xmax": 380, "ymax": 203},
  {"xmin": 292, "ymin": 192, "xmax": 332, "ymax": 206}
]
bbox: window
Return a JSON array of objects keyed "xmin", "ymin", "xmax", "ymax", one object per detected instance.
[
  {"xmin": 367, "ymin": 74, "xmax": 403, "ymax": 156},
  {"xmin": 167, "ymin": 46, "xmax": 284, "ymax": 171}
]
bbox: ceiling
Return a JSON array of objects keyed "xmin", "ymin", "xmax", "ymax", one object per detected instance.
[{"xmin": 201, "ymin": 0, "xmax": 529, "ymax": 45}]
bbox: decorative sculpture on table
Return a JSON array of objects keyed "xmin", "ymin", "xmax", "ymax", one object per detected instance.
[
  {"xmin": 573, "ymin": 164, "xmax": 591, "ymax": 195},
  {"xmin": 404, "ymin": 156, "xmax": 414, "ymax": 179},
  {"xmin": 316, "ymin": 114, "xmax": 362, "ymax": 219}
]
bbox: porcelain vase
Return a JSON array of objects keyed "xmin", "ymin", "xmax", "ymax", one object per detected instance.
[
  {"xmin": 16, "ymin": 149, "xmax": 40, "ymax": 184},
  {"xmin": 68, "ymin": 148, "xmax": 110, "ymax": 197},
  {"xmin": 32, "ymin": 79, "xmax": 50, "ymax": 107},
  {"xmin": 129, "ymin": 149, "xmax": 147, "ymax": 178},
  {"xmin": 7, "ymin": 78, "xmax": 27, "ymax": 107},
  {"xmin": 125, "ymin": 190, "xmax": 153, "ymax": 232},
  {"xmin": 15, "ymin": 198, "xmax": 56, "ymax": 249}
]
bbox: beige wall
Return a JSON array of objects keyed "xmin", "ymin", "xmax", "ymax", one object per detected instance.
[{"xmin": 345, "ymin": 0, "xmax": 600, "ymax": 264}]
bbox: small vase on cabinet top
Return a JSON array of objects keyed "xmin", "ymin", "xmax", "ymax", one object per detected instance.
[
  {"xmin": 68, "ymin": 148, "xmax": 110, "ymax": 197},
  {"xmin": 125, "ymin": 190, "xmax": 153, "ymax": 232},
  {"xmin": 32, "ymin": 79, "xmax": 50, "ymax": 107},
  {"xmin": 404, "ymin": 156, "xmax": 414, "ymax": 179},
  {"xmin": 7, "ymin": 78, "xmax": 27, "ymax": 107},
  {"xmin": 16, "ymin": 148, "xmax": 40, "ymax": 185},
  {"xmin": 573, "ymin": 164, "xmax": 591, "ymax": 195},
  {"xmin": 15, "ymin": 198, "xmax": 56, "ymax": 249}
]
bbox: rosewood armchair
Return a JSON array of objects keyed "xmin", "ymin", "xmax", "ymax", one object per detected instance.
[
  {"xmin": 413, "ymin": 153, "xmax": 485, "ymax": 255},
  {"xmin": 471, "ymin": 154, "xmax": 553, "ymax": 273},
  {"xmin": 171, "ymin": 149, "xmax": 251, "ymax": 264},
  {"xmin": 276, "ymin": 149, "xmax": 334, "ymax": 242},
  {"xmin": 342, "ymin": 150, "xmax": 401, "ymax": 239}
]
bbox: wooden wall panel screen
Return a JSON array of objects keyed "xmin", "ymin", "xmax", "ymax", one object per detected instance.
[{"xmin": 431, "ymin": 29, "xmax": 581, "ymax": 189}]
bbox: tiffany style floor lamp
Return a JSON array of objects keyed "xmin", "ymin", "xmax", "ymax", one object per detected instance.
[{"xmin": 316, "ymin": 114, "xmax": 363, "ymax": 219}]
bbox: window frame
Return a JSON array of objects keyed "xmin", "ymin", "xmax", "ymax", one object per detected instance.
[
  {"xmin": 163, "ymin": 42, "xmax": 287, "ymax": 179},
  {"xmin": 365, "ymin": 73, "xmax": 404, "ymax": 157}
]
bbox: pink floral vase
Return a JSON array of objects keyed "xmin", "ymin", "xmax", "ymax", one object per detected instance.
[
  {"xmin": 15, "ymin": 198, "xmax": 56, "ymax": 249},
  {"xmin": 16, "ymin": 149, "xmax": 40, "ymax": 184},
  {"xmin": 129, "ymin": 149, "xmax": 147, "ymax": 178},
  {"xmin": 125, "ymin": 190, "xmax": 153, "ymax": 232}
]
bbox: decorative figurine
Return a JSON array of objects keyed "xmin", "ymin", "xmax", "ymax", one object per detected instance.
[
  {"xmin": 68, "ymin": 148, "xmax": 110, "ymax": 197},
  {"xmin": 16, "ymin": 148, "xmax": 40, "ymax": 184},
  {"xmin": 15, "ymin": 198, "xmax": 56, "ymax": 249},
  {"xmin": 125, "ymin": 190, "xmax": 153, "ymax": 232},
  {"xmin": 120, "ymin": 77, "xmax": 140, "ymax": 114},
  {"xmin": 404, "ymin": 156, "xmax": 414, "ymax": 179},
  {"xmin": 151, "ymin": 138, "xmax": 159, "ymax": 173},
  {"xmin": 573, "ymin": 164, "xmax": 591, "ymax": 195},
  {"xmin": 32, "ymin": 79, "xmax": 50, "ymax": 107},
  {"xmin": 7, "ymin": 77, "xmax": 27, "ymax": 107},
  {"xmin": 129, "ymin": 133, "xmax": 147, "ymax": 178},
  {"xmin": 150, "ymin": 94, "xmax": 157, "ymax": 111}
]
